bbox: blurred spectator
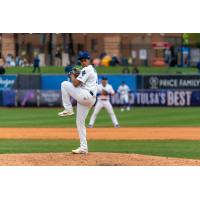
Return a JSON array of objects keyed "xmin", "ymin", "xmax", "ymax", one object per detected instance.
[
  {"xmin": 99, "ymin": 52, "xmax": 106, "ymax": 59},
  {"xmin": 139, "ymin": 49, "xmax": 148, "ymax": 66},
  {"xmin": 16, "ymin": 56, "xmax": 20, "ymax": 67},
  {"xmin": 131, "ymin": 50, "xmax": 137, "ymax": 66},
  {"xmin": 121, "ymin": 57, "xmax": 128, "ymax": 66},
  {"xmin": 5, "ymin": 54, "xmax": 12, "ymax": 66},
  {"xmin": 110, "ymin": 56, "xmax": 120, "ymax": 66},
  {"xmin": 0, "ymin": 58, "xmax": 5, "ymax": 67},
  {"xmin": 0, "ymin": 66, "xmax": 5, "ymax": 74},
  {"xmin": 164, "ymin": 49, "xmax": 171, "ymax": 64},
  {"xmin": 92, "ymin": 58, "xmax": 101, "ymax": 67},
  {"xmin": 21, "ymin": 57, "xmax": 28, "ymax": 67},
  {"xmin": 10, "ymin": 55, "xmax": 16, "ymax": 66},
  {"xmin": 101, "ymin": 55, "xmax": 111, "ymax": 67},
  {"xmin": 32, "ymin": 55, "xmax": 40, "ymax": 73},
  {"xmin": 169, "ymin": 57, "xmax": 177, "ymax": 67},
  {"xmin": 17, "ymin": 57, "xmax": 26, "ymax": 67},
  {"xmin": 55, "ymin": 48, "xmax": 62, "ymax": 66},
  {"xmin": 128, "ymin": 57, "xmax": 133, "ymax": 66},
  {"xmin": 122, "ymin": 67, "xmax": 130, "ymax": 74},
  {"xmin": 132, "ymin": 66, "xmax": 139, "ymax": 74}
]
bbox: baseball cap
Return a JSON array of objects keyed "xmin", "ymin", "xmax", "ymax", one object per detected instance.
[
  {"xmin": 78, "ymin": 51, "xmax": 90, "ymax": 60},
  {"xmin": 102, "ymin": 77, "xmax": 108, "ymax": 80}
]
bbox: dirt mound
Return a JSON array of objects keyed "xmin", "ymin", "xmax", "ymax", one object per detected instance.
[{"xmin": 0, "ymin": 152, "xmax": 200, "ymax": 166}]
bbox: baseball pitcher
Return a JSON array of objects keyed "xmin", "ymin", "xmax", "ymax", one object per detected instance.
[
  {"xmin": 58, "ymin": 51, "xmax": 98, "ymax": 154},
  {"xmin": 88, "ymin": 77, "xmax": 120, "ymax": 128}
]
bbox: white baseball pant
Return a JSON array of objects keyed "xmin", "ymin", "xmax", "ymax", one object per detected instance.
[
  {"xmin": 120, "ymin": 94, "xmax": 129, "ymax": 104},
  {"xmin": 89, "ymin": 100, "xmax": 119, "ymax": 126},
  {"xmin": 61, "ymin": 81, "xmax": 96, "ymax": 150}
]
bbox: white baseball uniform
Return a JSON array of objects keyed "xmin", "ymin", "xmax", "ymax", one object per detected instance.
[
  {"xmin": 118, "ymin": 84, "xmax": 130, "ymax": 103},
  {"xmin": 61, "ymin": 65, "xmax": 97, "ymax": 150},
  {"xmin": 117, "ymin": 84, "xmax": 130, "ymax": 110},
  {"xmin": 89, "ymin": 83, "xmax": 119, "ymax": 127}
]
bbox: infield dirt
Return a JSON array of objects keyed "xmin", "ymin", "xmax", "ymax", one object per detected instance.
[{"xmin": 0, "ymin": 127, "xmax": 200, "ymax": 140}]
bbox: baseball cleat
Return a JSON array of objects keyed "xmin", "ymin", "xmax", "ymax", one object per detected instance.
[
  {"xmin": 88, "ymin": 124, "xmax": 93, "ymax": 128},
  {"xmin": 115, "ymin": 124, "xmax": 120, "ymax": 128},
  {"xmin": 72, "ymin": 147, "xmax": 88, "ymax": 154},
  {"xmin": 58, "ymin": 110, "xmax": 74, "ymax": 117},
  {"xmin": 120, "ymin": 108, "xmax": 124, "ymax": 112}
]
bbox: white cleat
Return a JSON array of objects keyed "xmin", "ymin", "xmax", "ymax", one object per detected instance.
[
  {"xmin": 58, "ymin": 110, "xmax": 74, "ymax": 117},
  {"xmin": 72, "ymin": 147, "xmax": 88, "ymax": 154},
  {"xmin": 115, "ymin": 124, "xmax": 120, "ymax": 128},
  {"xmin": 121, "ymin": 108, "xmax": 124, "ymax": 112}
]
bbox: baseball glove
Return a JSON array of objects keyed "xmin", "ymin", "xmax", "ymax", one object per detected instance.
[
  {"xmin": 101, "ymin": 89, "xmax": 108, "ymax": 96},
  {"xmin": 68, "ymin": 66, "xmax": 82, "ymax": 77}
]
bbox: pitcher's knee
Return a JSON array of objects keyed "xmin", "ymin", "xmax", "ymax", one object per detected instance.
[{"xmin": 61, "ymin": 81, "xmax": 71, "ymax": 90}]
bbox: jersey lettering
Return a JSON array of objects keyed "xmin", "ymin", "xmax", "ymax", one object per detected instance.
[{"xmin": 82, "ymin": 70, "xmax": 86, "ymax": 76}]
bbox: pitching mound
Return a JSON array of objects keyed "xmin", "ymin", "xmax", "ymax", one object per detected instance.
[{"xmin": 0, "ymin": 152, "xmax": 200, "ymax": 166}]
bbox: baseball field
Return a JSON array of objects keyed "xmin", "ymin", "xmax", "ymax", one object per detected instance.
[{"xmin": 0, "ymin": 107, "xmax": 200, "ymax": 166}]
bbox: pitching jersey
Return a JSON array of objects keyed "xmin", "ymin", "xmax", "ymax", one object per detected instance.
[
  {"xmin": 117, "ymin": 84, "xmax": 130, "ymax": 97},
  {"xmin": 77, "ymin": 65, "xmax": 98, "ymax": 95},
  {"xmin": 97, "ymin": 83, "xmax": 115, "ymax": 100}
]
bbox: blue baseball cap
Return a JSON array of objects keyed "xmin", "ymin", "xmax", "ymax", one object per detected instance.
[
  {"xmin": 78, "ymin": 51, "xmax": 90, "ymax": 60},
  {"xmin": 102, "ymin": 76, "xmax": 108, "ymax": 80}
]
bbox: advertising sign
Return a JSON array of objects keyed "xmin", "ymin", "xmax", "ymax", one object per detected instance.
[
  {"xmin": 2, "ymin": 90, "xmax": 16, "ymax": 106},
  {"xmin": 17, "ymin": 90, "xmax": 38, "ymax": 107},
  {"xmin": 142, "ymin": 75, "xmax": 200, "ymax": 90},
  {"xmin": 41, "ymin": 75, "xmax": 137, "ymax": 91},
  {"xmin": 111, "ymin": 90, "xmax": 200, "ymax": 107},
  {"xmin": 0, "ymin": 75, "xmax": 17, "ymax": 90},
  {"xmin": 39, "ymin": 90, "xmax": 61, "ymax": 106}
]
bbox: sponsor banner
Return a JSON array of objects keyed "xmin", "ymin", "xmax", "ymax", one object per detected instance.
[
  {"xmin": 0, "ymin": 75, "xmax": 17, "ymax": 90},
  {"xmin": 2, "ymin": 89, "xmax": 200, "ymax": 107},
  {"xmin": 111, "ymin": 90, "xmax": 198, "ymax": 107},
  {"xmin": 41, "ymin": 75, "xmax": 137, "ymax": 91},
  {"xmin": 41, "ymin": 75, "xmax": 68, "ymax": 90},
  {"xmin": 17, "ymin": 90, "xmax": 38, "ymax": 107},
  {"xmin": 143, "ymin": 75, "xmax": 200, "ymax": 90},
  {"xmin": 39, "ymin": 90, "xmax": 61, "ymax": 106},
  {"xmin": 2, "ymin": 90, "xmax": 16, "ymax": 106},
  {"xmin": 132, "ymin": 90, "xmax": 192, "ymax": 106}
]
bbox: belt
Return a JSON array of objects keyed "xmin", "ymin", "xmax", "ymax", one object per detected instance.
[
  {"xmin": 100, "ymin": 99, "xmax": 108, "ymax": 101},
  {"xmin": 89, "ymin": 91, "xmax": 94, "ymax": 96}
]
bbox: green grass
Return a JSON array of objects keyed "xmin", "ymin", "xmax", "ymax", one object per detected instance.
[
  {"xmin": 4, "ymin": 66, "xmax": 199, "ymax": 75},
  {"xmin": 0, "ymin": 107, "xmax": 200, "ymax": 127},
  {"xmin": 0, "ymin": 139, "xmax": 200, "ymax": 159}
]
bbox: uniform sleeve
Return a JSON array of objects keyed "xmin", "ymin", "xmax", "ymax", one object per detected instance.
[
  {"xmin": 109, "ymin": 85, "xmax": 115, "ymax": 95},
  {"xmin": 97, "ymin": 85, "xmax": 101, "ymax": 93},
  {"xmin": 77, "ymin": 68, "xmax": 90, "ymax": 83}
]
